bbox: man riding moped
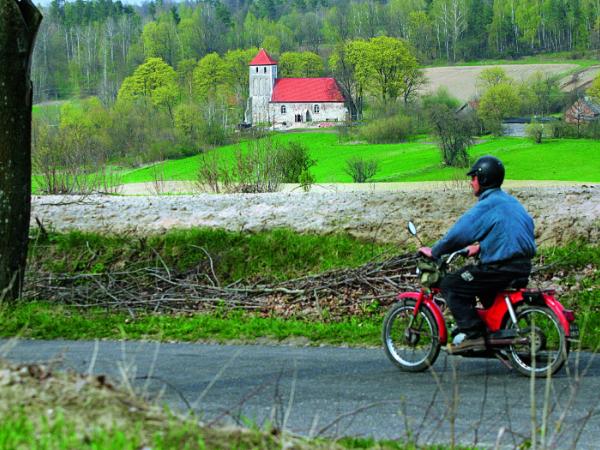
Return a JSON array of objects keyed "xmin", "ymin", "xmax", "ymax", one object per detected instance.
[{"xmin": 418, "ymin": 155, "xmax": 536, "ymax": 354}]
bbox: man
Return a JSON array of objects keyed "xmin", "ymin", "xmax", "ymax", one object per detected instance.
[{"xmin": 419, "ymin": 155, "xmax": 536, "ymax": 353}]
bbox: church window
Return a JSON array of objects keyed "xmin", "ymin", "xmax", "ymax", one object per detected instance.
[
  {"xmin": 281, "ymin": 105, "xmax": 286, "ymax": 114},
  {"xmin": 313, "ymin": 104, "xmax": 320, "ymax": 113},
  {"xmin": 255, "ymin": 67, "xmax": 258, "ymax": 73},
  {"xmin": 263, "ymin": 67, "xmax": 267, "ymax": 73}
]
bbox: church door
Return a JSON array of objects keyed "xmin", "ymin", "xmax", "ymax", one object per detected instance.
[{"xmin": 305, "ymin": 110, "xmax": 312, "ymax": 122}]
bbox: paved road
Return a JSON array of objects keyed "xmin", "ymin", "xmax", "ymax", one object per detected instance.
[{"xmin": 2, "ymin": 339, "xmax": 599, "ymax": 448}]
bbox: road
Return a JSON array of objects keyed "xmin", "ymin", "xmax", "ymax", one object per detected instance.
[{"xmin": 2, "ymin": 339, "xmax": 599, "ymax": 448}]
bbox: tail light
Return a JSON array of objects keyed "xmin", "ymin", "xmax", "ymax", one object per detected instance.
[{"xmin": 563, "ymin": 309, "xmax": 575, "ymax": 323}]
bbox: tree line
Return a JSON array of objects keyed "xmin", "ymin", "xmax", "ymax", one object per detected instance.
[{"xmin": 33, "ymin": 0, "xmax": 600, "ymax": 103}]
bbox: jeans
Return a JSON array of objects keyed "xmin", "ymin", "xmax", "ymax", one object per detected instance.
[{"xmin": 440, "ymin": 262, "xmax": 531, "ymax": 339}]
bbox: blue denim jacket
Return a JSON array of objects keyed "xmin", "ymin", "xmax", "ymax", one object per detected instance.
[{"xmin": 431, "ymin": 188, "xmax": 536, "ymax": 264}]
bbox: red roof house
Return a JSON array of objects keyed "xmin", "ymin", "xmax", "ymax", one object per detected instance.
[{"xmin": 271, "ymin": 78, "xmax": 345, "ymax": 103}]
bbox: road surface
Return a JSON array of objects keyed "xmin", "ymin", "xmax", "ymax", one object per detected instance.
[{"xmin": 2, "ymin": 339, "xmax": 599, "ymax": 448}]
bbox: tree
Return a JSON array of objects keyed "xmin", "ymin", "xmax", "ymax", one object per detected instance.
[
  {"xmin": 476, "ymin": 67, "xmax": 511, "ymax": 94},
  {"xmin": 345, "ymin": 157, "xmax": 379, "ymax": 183},
  {"xmin": 192, "ymin": 52, "xmax": 228, "ymax": 101},
  {"xmin": 588, "ymin": 74, "xmax": 600, "ymax": 100},
  {"xmin": 347, "ymin": 36, "xmax": 421, "ymax": 106},
  {"xmin": 0, "ymin": 0, "xmax": 43, "ymax": 301},
  {"xmin": 117, "ymin": 57, "xmax": 179, "ymax": 120},
  {"xmin": 478, "ymin": 82, "xmax": 521, "ymax": 134},
  {"xmin": 428, "ymin": 104, "xmax": 475, "ymax": 167},
  {"xmin": 278, "ymin": 51, "xmax": 323, "ymax": 78}
]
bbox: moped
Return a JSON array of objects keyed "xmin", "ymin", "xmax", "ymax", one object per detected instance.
[{"xmin": 382, "ymin": 222, "xmax": 579, "ymax": 377}]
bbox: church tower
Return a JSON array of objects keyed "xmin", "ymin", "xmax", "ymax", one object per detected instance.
[{"xmin": 248, "ymin": 49, "xmax": 277, "ymax": 125}]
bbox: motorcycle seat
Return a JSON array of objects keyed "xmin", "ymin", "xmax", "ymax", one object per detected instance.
[{"xmin": 505, "ymin": 277, "xmax": 529, "ymax": 290}]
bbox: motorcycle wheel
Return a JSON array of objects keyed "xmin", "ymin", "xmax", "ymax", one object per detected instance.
[
  {"xmin": 382, "ymin": 300, "xmax": 441, "ymax": 372},
  {"xmin": 505, "ymin": 305, "xmax": 569, "ymax": 377}
]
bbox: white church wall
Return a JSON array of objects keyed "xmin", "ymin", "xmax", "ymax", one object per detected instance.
[{"xmin": 270, "ymin": 102, "xmax": 347, "ymax": 126}]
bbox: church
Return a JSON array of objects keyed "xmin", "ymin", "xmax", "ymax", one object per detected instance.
[{"xmin": 246, "ymin": 49, "xmax": 348, "ymax": 129}]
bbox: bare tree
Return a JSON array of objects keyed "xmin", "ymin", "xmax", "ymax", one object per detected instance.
[{"xmin": 0, "ymin": 0, "xmax": 42, "ymax": 301}]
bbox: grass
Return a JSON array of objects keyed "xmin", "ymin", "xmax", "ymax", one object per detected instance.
[
  {"xmin": 8, "ymin": 230, "xmax": 600, "ymax": 350},
  {"xmin": 117, "ymin": 133, "xmax": 600, "ymax": 185},
  {"xmin": 29, "ymin": 228, "xmax": 396, "ymax": 284},
  {"xmin": 426, "ymin": 51, "xmax": 600, "ymax": 69}
]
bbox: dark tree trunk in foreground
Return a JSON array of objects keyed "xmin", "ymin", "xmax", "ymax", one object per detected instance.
[{"xmin": 0, "ymin": 0, "xmax": 42, "ymax": 301}]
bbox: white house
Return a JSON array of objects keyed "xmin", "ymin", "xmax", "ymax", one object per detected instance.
[{"xmin": 246, "ymin": 49, "xmax": 348, "ymax": 128}]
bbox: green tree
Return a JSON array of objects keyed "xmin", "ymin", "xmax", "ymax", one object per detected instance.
[
  {"xmin": 0, "ymin": 0, "xmax": 42, "ymax": 301},
  {"xmin": 117, "ymin": 57, "xmax": 179, "ymax": 120},
  {"xmin": 588, "ymin": 74, "xmax": 600, "ymax": 100},
  {"xmin": 278, "ymin": 51, "xmax": 323, "ymax": 78},
  {"xmin": 347, "ymin": 36, "xmax": 420, "ymax": 106},
  {"xmin": 142, "ymin": 13, "xmax": 180, "ymax": 66},
  {"xmin": 428, "ymin": 104, "xmax": 474, "ymax": 167},
  {"xmin": 476, "ymin": 67, "xmax": 511, "ymax": 93},
  {"xmin": 192, "ymin": 52, "xmax": 228, "ymax": 101},
  {"xmin": 478, "ymin": 82, "xmax": 521, "ymax": 134}
]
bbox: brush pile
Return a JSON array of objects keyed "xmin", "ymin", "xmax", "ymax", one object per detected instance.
[{"xmin": 24, "ymin": 254, "xmax": 420, "ymax": 318}]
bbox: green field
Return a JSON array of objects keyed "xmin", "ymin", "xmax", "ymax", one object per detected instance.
[{"xmin": 119, "ymin": 133, "xmax": 600, "ymax": 185}]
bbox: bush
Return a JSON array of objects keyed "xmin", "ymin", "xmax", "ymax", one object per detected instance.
[
  {"xmin": 584, "ymin": 120, "xmax": 600, "ymax": 139},
  {"xmin": 526, "ymin": 123, "xmax": 544, "ymax": 144},
  {"xmin": 550, "ymin": 121, "xmax": 580, "ymax": 138},
  {"xmin": 275, "ymin": 142, "xmax": 316, "ymax": 183},
  {"xmin": 358, "ymin": 114, "xmax": 414, "ymax": 144},
  {"xmin": 427, "ymin": 104, "xmax": 475, "ymax": 167},
  {"xmin": 344, "ymin": 157, "xmax": 379, "ymax": 183}
]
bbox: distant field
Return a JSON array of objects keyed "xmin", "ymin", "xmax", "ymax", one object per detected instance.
[{"xmin": 119, "ymin": 133, "xmax": 600, "ymax": 185}]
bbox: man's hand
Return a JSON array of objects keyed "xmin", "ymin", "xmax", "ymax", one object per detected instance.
[
  {"xmin": 418, "ymin": 247, "xmax": 433, "ymax": 258},
  {"xmin": 467, "ymin": 244, "xmax": 480, "ymax": 257}
]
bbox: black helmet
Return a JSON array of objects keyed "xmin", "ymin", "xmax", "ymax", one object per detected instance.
[{"xmin": 466, "ymin": 155, "xmax": 505, "ymax": 189}]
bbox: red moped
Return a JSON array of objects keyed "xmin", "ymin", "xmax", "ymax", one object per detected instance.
[{"xmin": 382, "ymin": 222, "xmax": 579, "ymax": 377}]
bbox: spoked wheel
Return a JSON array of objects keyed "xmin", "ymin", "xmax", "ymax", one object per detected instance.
[
  {"xmin": 505, "ymin": 305, "xmax": 569, "ymax": 377},
  {"xmin": 382, "ymin": 300, "xmax": 440, "ymax": 372}
]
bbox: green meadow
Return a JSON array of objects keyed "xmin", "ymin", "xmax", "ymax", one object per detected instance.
[{"xmin": 120, "ymin": 133, "xmax": 600, "ymax": 185}]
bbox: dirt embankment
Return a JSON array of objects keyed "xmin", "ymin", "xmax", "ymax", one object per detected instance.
[{"xmin": 31, "ymin": 185, "xmax": 600, "ymax": 246}]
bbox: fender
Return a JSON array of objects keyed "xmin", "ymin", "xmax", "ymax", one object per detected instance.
[
  {"xmin": 398, "ymin": 292, "xmax": 448, "ymax": 345},
  {"xmin": 481, "ymin": 290, "xmax": 572, "ymax": 336}
]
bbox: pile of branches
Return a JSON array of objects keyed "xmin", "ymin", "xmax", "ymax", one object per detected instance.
[{"xmin": 23, "ymin": 254, "xmax": 420, "ymax": 318}]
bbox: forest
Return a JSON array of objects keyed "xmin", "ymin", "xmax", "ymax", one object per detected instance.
[{"xmin": 33, "ymin": 0, "xmax": 600, "ymax": 103}]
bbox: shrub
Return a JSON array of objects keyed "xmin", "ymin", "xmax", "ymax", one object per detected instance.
[
  {"xmin": 358, "ymin": 114, "xmax": 414, "ymax": 144},
  {"xmin": 427, "ymin": 104, "xmax": 475, "ymax": 167},
  {"xmin": 345, "ymin": 157, "xmax": 379, "ymax": 183},
  {"xmin": 550, "ymin": 121, "xmax": 580, "ymax": 139},
  {"xmin": 275, "ymin": 142, "xmax": 316, "ymax": 183},
  {"xmin": 526, "ymin": 123, "xmax": 544, "ymax": 144}
]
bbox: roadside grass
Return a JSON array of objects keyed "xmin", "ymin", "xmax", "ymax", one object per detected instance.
[
  {"xmin": 29, "ymin": 228, "xmax": 396, "ymax": 284},
  {"xmin": 7, "ymin": 229, "xmax": 599, "ymax": 349},
  {"xmin": 117, "ymin": 133, "xmax": 600, "ymax": 185}
]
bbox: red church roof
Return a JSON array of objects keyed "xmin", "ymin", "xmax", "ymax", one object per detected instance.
[
  {"xmin": 271, "ymin": 78, "xmax": 345, "ymax": 103},
  {"xmin": 249, "ymin": 49, "xmax": 278, "ymax": 66}
]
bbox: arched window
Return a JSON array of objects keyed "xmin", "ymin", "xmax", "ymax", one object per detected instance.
[
  {"xmin": 313, "ymin": 104, "xmax": 320, "ymax": 113},
  {"xmin": 263, "ymin": 67, "xmax": 267, "ymax": 73},
  {"xmin": 255, "ymin": 67, "xmax": 258, "ymax": 73},
  {"xmin": 281, "ymin": 105, "xmax": 286, "ymax": 114}
]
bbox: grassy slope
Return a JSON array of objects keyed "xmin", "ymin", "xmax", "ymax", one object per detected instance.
[{"xmin": 120, "ymin": 133, "xmax": 600, "ymax": 184}]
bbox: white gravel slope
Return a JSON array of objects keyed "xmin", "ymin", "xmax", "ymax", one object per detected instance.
[{"xmin": 31, "ymin": 185, "xmax": 600, "ymax": 246}]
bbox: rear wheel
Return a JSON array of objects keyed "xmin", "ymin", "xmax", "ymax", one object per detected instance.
[
  {"xmin": 382, "ymin": 300, "xmax": 440, "ymax": 372},
  {"xmin": 505, "ymin": 305, "xmax": 569, "ymax": 377}
]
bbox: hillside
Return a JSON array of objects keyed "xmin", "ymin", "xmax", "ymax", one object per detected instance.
[{"xmin": 422, "ymin": 63, "xmax": 600, "ymax": 102}]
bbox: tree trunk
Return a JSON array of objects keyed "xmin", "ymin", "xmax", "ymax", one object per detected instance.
[{"xmin": 0, "ymin": 0, "xmax": 42, "ymax": 301}]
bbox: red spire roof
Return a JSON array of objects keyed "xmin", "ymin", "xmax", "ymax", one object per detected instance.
[
  {"xmin": 249, "ymin": 49, "xmax": 278, "ymax": 66},
  {"xmin": 271, "ymin": 78, "xmax": 345, "ymax": 103}
]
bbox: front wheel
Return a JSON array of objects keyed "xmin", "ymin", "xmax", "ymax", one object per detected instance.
[
  {"xmin": 382, "ymin": 300, "xmax": 441, "ymax": 372},
  {"xmin": 505, "ymin": 305, "xmax": 569, "ymax": 377}
]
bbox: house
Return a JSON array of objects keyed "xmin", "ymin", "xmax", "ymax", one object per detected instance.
[
  {"xmin": 565, "ymin": 97, "xmax": 600, "ymax": 124},
  {"xmin": 246, "ymin": 49, "xmax": 348, "ymax": 129}
]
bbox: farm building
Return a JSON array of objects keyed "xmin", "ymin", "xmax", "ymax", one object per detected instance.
[
  {"xmin": 246, "ymin": 49, "xmax": 348, "ymax": 129},
  {"xmin": 565, "ymin": 97, "xmax": 600, "ymax": 124}
]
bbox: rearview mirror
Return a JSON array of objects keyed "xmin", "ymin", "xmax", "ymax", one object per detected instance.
[{"xmin": 407, "ymin": 221, "xmax": 417, "ymax": 236}]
